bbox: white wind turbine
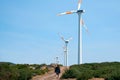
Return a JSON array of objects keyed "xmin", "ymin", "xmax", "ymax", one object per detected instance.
[
  {"xmin": 59, "ymin": 33, "xmax": 72, "ymax": 66},
  {"xmin": 57, "ymin": 0, "xmax": 88, "ymax": 64}
]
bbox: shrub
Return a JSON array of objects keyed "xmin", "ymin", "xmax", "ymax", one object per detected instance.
[
  {"xmin": 61, "ymin": 62, "xmax": 120, "ymax": 80},
  {"xmin": 0, "ymin": 62, "xmax": 49, "ymax": 80}
]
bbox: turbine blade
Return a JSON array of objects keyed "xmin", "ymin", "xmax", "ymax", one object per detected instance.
[
  {"xmin": 78, "ymin": 0, "xmax": 82, "ymax": 10},
  {"xmin": 61, "ymin": 37, "xmax": 65, "ymax": 41},
  {"xmin": 57, "ymin": 10, "xmax": 76, "ymax": 16},
  {"xmin": 81, "ymin": 19, "xmax": 89, "ymax": 32},
  {"xmin": 58, "ymin": 33, "xmax": 65, "ymax": 41},
  {"xmin": 83, "ymin": 24, "xmax": 88, "ymax": 32},
  {"xmin": 67, "ymin": 37, "xmax": 73, "ymax": 41}
]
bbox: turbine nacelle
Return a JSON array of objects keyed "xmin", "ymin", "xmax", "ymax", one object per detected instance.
[
  {"xmin": 77, "ymin": 10, "xmax": 85, "ymax": 13},
  {"xmin": 65, "ymin": 40, "xmax": 69, "ymax": 44}
]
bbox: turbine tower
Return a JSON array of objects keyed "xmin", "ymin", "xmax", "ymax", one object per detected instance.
[
  {"xmin": 59, "ymin": 33, "xmax": 72, "ymax": 66},
  {"xmin": 57, "ymin": 0, "xmax": 87, "ymax": 64},
  {"xmin": 63, "ymin": 46, "xmax": 66, "ymax": 66}
]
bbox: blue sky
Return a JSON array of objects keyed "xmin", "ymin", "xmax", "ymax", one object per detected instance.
[{"xmin": 0, "ymin": 0, "xmax": 120, "ymax": 65}]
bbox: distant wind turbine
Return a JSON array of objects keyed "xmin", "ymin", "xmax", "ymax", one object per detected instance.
[
  {"xmin": 57, "ymin": 0, "xmax": 88, "ymax": 64},
  {"xmin": 59, "ymin": 33, "xmax": 72, "ymax": 66}
]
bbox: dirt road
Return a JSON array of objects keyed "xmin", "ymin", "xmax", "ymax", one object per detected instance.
[
  {"xmin": 31, "ymin": 67, "xmax": 74, "ymax": 80},
  {"xmin": 31, "ymin": 66, "xmax": 104, "ymax": 80}
]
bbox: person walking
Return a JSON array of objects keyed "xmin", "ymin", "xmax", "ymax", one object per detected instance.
[{"xmin": 55, "ymin": 65, "xmax": 61, "ymax": 79}]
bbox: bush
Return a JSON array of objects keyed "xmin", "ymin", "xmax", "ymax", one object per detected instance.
[
  {"xmin": 0, "ymin": 62, "xmax": 49, "ymax": 80},
  {"xmin": 61, "ymin": 69, "xmax": 76, "ymax": 78},
  {"xmin": 0, "ymin": 62, "xmax": 19, "ymax": 80},
  {"xmin": 61, "ymin": 62, "xmax": 120, "ymax": 80}
]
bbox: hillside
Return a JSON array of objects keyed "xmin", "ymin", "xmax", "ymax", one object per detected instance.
[
  {"xmin": 61, "ymin": 62, "xmax": 120, "ymax": 80},
  {"xmin": 0, "ymin": 62, "xmax": 49, "ymax": 80},
  {"xmin": 0, "ymin": 62, "xmax": 120, "ymax": 80}
]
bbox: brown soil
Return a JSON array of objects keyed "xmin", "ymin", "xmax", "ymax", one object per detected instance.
[
  {"xmin": 88, "ymin": 78, "xmax": 105, "ymax": 80},
  {"xmin": 31, "ymin": 66, "xmax": 70, "ymax": 80},
  {"xmin": 31, "ymin": 67, "xmax": 104, "ymax": 80}
]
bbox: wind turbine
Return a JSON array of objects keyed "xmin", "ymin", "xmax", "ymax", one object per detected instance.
[
  {"xmin": 59, "ymin": 33, "xmax": 72, "ymax": 66},
  {"xmin": 57, "ymin": 0, "xmax": 87, "ymax": 64},
  {"xmin": 55, "ymin": 56, "xmax": 59, "ymax": 64}
]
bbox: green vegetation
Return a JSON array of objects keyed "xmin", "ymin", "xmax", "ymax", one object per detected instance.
[
  {"xmin": 61, "ymin": 62, "xmax": 120, "ymax": 80},
  {"xmin": 0, "ymin": 62, "xmax": 48, "ymax": 80}
]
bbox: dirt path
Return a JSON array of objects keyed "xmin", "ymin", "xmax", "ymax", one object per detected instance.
[
  {"xmin": 31, "ymin": 66, "xmax": 104, "ymax": 80},
  {"xmin": 31, "ymin": 67, "xmax": 73, "ymax": 80}
]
